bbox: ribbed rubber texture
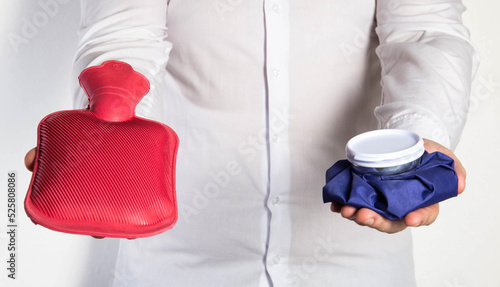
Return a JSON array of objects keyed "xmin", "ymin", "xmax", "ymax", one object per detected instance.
[{"xmin": 25, "ymin": 109, "xmax": 179, "ymax": 238}]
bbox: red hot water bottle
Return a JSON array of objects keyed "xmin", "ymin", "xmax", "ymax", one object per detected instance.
[{"xmin": 25, "ymin": 61, "xmax": 179, "ymax": 238}]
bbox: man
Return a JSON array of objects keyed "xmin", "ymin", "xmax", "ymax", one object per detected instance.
[{"xmin": 25, "ymin": 0, "xmax": 477, "ymax": 285}]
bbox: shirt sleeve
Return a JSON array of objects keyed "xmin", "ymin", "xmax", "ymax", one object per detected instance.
[
  {"xmin": 72, "ymin": 0, "xmax": 171, "ymax": 122},
  {"xmin": 374, "ymin": 0, "xmax": 479, "ymax": 150}
]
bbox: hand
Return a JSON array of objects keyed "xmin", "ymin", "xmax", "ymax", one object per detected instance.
[
  {"xmin": 330, "ymin": 138, "xmax": 466, "ymax": 234},
  {"xmin": 24, "ymin": 147, "xmax": 37, "ymax": 172}
]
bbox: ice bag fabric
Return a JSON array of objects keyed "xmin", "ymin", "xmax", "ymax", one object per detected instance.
[{"xmin": 322, "ymin": 152, "xmax": 458, "ymax": 220}]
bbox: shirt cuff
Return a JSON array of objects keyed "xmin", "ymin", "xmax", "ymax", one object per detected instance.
[{"xmin": 374, "ymin": 102, "xmax": 451, "ymax": 149}]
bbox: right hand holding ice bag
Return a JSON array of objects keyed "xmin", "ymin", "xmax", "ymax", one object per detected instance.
[{"xmin": 323, "ymin": 129, "xmax": 458, "ymax": 220}]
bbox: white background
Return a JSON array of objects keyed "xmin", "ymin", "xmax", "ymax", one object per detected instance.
[{"xmin": 0, "ymin": 1, "xmax": 499, "ymax": 286}]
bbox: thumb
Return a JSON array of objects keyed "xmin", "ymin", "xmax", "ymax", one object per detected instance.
[{"xmin": 24, "ymin": 147, "xmax": 37, "ymax": 172}]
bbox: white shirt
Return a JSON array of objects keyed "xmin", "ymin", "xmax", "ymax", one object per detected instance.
[{"xmin": 72, "ymin": 1, "xmax": 478, "ymax": 286}]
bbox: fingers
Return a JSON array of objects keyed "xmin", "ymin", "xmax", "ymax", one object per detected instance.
[
  {"xmin": 341, "ymin": 206, "xmax": 407, "ymax": 234},
  {"xmin": 404, "ymin": 203, "xmax": 439, "ymax": 227},
  {"xmin": 339, "ymin": 205, "xmax": 357, "ymax": 219},
  {"xmin": 24, "ymin": 147, "xmax": 37, "ymax": 172},
  {"xmin": 331, "ymin": 203, "xmax": 440, "ymax": 233},
  {"xmin": 357, "ymin": 209, "xmax": 408, "ymax": 234},
  {"xmin": 330, "ymin": 203, "xmax": 343, "ymax": 213},
  {"xmin": 92, "ymin": 236, "xmax": 136, "ymax": 240}
]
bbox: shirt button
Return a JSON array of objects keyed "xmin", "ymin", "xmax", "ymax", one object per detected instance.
[
  {"xmin": 272, "ymin": 3, "xmax": 280, "ymax": 13},
  {"xmin": 272, "ymin": 68, "xmax": 280, "ymax": 77},
  {"xmin": 271, "ymin": 133, "xmax": 279, "ymax": 142},
  {"xmin": 272, "ymin": 196, "xmax": 280, "ymax": 206},
  {"xmin": 273, "ymin": 255, "xmax": 281, "ymax": 264}
]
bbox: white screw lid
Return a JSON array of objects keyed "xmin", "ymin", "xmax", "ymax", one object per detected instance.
[{"xmin": 346, "ymin": 129, "xmax": 425, "ymax": 168}]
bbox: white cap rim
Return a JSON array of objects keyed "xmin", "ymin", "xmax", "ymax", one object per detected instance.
[{"xmin": 346, "ymin": 129, "xmax": 425, "ymax": 168}]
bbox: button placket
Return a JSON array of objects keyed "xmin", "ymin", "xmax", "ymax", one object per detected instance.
[{"xmin": 264, "ymin": 0, "xmax": 292, "ymax": 284}]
